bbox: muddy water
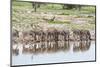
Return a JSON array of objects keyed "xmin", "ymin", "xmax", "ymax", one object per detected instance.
[{"xmin": 12, "ymin": 41, "xmax": 95, "ymax": 66}]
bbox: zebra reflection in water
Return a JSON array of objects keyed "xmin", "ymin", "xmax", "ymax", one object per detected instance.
[
  {"xmin": 12, "ymin": 29, "xmax": 92, "ymax": 56},
  {"xmin": 22, "ymin": 41, "xmax": 70, "ymax": 54},
  {"xmin": 22, "ymin": 41, "xmax": 91, "ymax": 54},
  {"xmin": 12, "ymin": 40, "xmax": 91, "ymax": 56},
  {"xmin": 73, "ymin": 41, "xmax": 91, "ymax": 52}
]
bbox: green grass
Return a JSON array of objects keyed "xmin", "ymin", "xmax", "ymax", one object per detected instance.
[
  {"xmin": 81, "ymin": 6, "xmax": 95, "ymax": 13},
  {"xmin": 40, "ymin": 4, "xmax": 62, "ymax": 10},
  {"xmin": 12, "ymin": 1, "xmax": 95, "ymax": 31},
  {"xmin": 12, "ymin": 1, "xmax": 32, "ymax": 7},
  {"xmin": 68, "ymin": 23, "xmax": 95, "ymax": 30},
  {"xmin": 48, "ymin": 21, "xmax": 71, "ymax": 24},
  {"xmin": 12, "ymin": 1, "xmax": 95, "ymax": 15}
]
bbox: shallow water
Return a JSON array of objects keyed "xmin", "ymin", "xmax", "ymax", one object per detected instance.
[{"xmin": 12, "ymin": 41, "xmax": 95, "ymax": 66}]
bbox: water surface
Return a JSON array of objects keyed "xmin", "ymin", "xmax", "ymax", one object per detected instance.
[{"xmin": 12, "ymin": 41, "xmax": 95, "ymax": 66}]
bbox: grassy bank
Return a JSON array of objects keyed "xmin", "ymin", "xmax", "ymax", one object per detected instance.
[{"xmin": 12, "ymin": 1, "xmax": 95, "ymax": 31}]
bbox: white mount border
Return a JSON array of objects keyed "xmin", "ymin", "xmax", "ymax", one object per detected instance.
[{"xmin": 20, "ymin": 0, "xmax": 96, "ymax": 5}]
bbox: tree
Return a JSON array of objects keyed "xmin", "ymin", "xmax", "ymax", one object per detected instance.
[
  {"xmin": 62, "ymin": 4, "xmax": 81, "ymax": 11},
  {"xmin": 63, "ymin": 4, "xmax": 75, "ymax": 9},
  {"xmin": 32, "ymin": 2, "xmax": 37, "ymax": 12},
  {"xmin": 32, "ymin": 2, "xmax": 41, "ymax": 12}
]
